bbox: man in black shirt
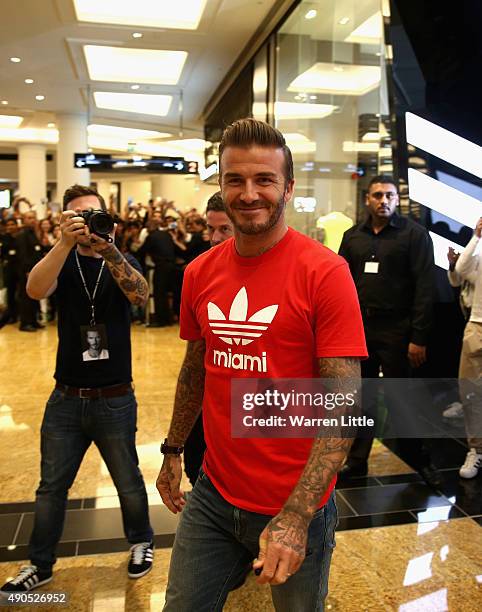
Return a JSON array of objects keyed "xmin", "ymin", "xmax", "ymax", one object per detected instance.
[
  {"xmin": 1, "ymin": 185, "xmax": 154, "ymax": 596},
  {"xmin": 0, "ymin": 219, "xmax": 19, "ymax": 327},
  {"xmin": 142, "ymin": 223, "xmax": 177, "ymax": 326},
  {"xmin": 338, "ymin": 175, "xmax": 440, "ymax": 486},
  {"xmin": 16, "ymin": 211, "xmax": 43, "ymax": 331}
]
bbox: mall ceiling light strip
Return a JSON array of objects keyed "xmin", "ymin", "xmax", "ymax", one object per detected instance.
[
  {"xmin": 288, "ymin": 63, "xmax": 381, "ymax": 96},
  {"xmin": 73, "ymin": 0, "xmax": 207, "ymax": 30},
  {"xmin": 406, "ymin": 112, "xmax": 482, "ymax": 179},
  {"xmin": 84, "ymin": 46, "xmax": 187, "ymax": 85},
  {"xmin": 408, "ymin": 169, "xmax": 482, "ymax": 228},
  {"xmin": 93, "ymin": 92, "xmax": 172, "ymax": 116}
]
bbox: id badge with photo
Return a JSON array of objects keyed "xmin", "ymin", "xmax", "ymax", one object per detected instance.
[
  {"xmin": 364, "ymin": 261, "xmax": 379, "ymax": 274},
  {"xmin": 80, "ymin": 324, "xmax": 110, "ymax": 362}
]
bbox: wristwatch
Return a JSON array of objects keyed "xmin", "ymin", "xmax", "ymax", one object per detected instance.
[{"xmin": 160, "ymin": 438, "xmax": 184, "ymax": 455}]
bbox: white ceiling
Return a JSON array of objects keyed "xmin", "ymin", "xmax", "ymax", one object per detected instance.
[{"xmin": 0, "ymin": 0, "xmax": 277, "ymax": 141}]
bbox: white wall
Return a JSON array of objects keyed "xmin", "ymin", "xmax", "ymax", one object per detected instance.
[{"xmin": 151, "ymin": 174, "xmax": 218, "ymax": 211}]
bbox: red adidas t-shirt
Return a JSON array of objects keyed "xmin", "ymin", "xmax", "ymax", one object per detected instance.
[{"xmin": 180, "ymin": 228, "xmax": 367, "ymax": 514}]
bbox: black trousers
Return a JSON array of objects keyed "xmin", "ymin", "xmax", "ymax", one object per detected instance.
[
  {"xmin": 348, "ymin": 315, "xmax": 430, "ymax": 470},
  {"xmin": 184, "ymin": 415, "xmax": 206, "ymax": 486},
  {"xmin": 18, "ymin": 273, "xmax": 38, "ymax": 327},
  {"xmin": 152, "ymin": 261, "xmax": 175, "ymax": 326}
]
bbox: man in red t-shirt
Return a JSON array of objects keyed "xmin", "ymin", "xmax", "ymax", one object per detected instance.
[{"xmin": 157, "ymin": 118, "xmax": 367, "ymax": 611}]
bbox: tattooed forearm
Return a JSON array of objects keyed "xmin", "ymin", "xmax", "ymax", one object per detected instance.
[
  {"xmin": 167, "ymin": 340, "xmax": 206, "ymax": 445},
  {"xmin": 281, "ymin": 357, "xmax": 361, "ymax": 522},
  {"xmin": 97, "ymin": 244, "xmax": 149, "ymax": 306}
]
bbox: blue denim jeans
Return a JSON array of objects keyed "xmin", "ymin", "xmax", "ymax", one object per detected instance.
[
  {"xmin": 163, "ymin": 469, "xmax": 337, "ymax": 611},
  {"xmin": 29, "ymin": 388, "xmax": 153, "ymax": 570}
]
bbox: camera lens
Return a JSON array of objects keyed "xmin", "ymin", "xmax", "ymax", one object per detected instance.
[{"xmin": 90, "ymin": 212, "xmax": 114, "ymax": 235}]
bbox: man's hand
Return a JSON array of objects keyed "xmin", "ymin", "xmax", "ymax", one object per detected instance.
[
  {"xmin": 252, "ymin": 510, "xmax": 308, "ymax": 585},
  {"xmin": 475, "ymin": 217, "xmax": 482, "ymax": 238},
  {"xmin": 156, "ymin": 455, "xmax": 185, "ymax": 514},
  {"xmin": 83, "ymin": 223, "xmax": 116, "ymax": 255},
  {"xmin": 59, "ymin": 210, "xmax": 87, "ymax": 249},
  {"xmin": 408, "ymin": 342, "xmax": 426, "ymax": 368},
  {"xmin": 447, "ymin": 247, "xmax": 459, "ymax": 267}
]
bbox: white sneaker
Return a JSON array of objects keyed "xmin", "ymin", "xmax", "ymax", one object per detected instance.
[
  {"xmin": 442, "ymin": 402, "xmax": 464, "ymax": 419},
  {"xmin": 459, "ymin": 449, "xmax": 482, "ymax": 479}
]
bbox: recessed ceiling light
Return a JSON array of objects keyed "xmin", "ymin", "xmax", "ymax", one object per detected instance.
[
  {"xmin": 1, "ymin": 100, "xmax": 8, "ymax": 105},
  {"xmin": 84, "ymin": 45, "xmax": 187, "ymax": 85},
  {"xmin": 10, "ymin": 57, "xmax": 21, "ymax": 63},
  {"xmin": 130, "ymin": 84, "xmax": 140, "ymax": 90},
  {"xmin": 338, "ymin": 17, "xmax": 350, "ymax": 25},
  {"xmin": 24, "ymin": 78, "xmax": 34, "ymax": 84},
  {"xmin": 305, "ymin": 9, "xmax": 317, "ymax": 20},
  {"xmin": 93, "ymin": 91, "xmax": 172, "ymax": 116},
  {"xmin": 274, "ymin": 102, "xmax": 337, "ymax": 120},
  {"xmin": 47, "ymin": 122, "xmax": 56, "ymax": 128},
  {"xmin": 35, "ymin": 95, "xmax": 45, "ymax": 101},
  {"xmin": 132, "ymin": 32, "xmax": 143, "ymax": 38},
  {"xmin": 73, "ymin": 0, "xmax": 207, "ymax": 30},
  {"xmin": 288, "ymin": 62, "xmax": 381, "ymax": 96},
  {"xmin": 0, "ymin": 115, "xmax": 23, "ymax": 128}
]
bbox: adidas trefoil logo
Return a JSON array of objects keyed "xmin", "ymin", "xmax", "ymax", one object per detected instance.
[{"xmin": 208, "ymin": 287, "xmax": 278, "ymax": 346}]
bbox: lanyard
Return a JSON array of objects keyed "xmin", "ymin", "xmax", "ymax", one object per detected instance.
[{"xmin": 75, "ymin": 250, "xmax": 105, "ymax": 326}]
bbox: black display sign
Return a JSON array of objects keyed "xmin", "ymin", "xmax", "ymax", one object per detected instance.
[{"xmin": 74, "ymin": 154, "xmax": 198, "ymax": 174}]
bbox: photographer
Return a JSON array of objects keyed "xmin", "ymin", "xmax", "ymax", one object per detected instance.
[{"xmin": 1, "ymin": 185, "xmax": 154, "ymax": 596}]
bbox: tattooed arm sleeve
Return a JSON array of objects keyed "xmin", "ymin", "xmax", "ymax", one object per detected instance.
[
  {"xmin": 167, "ymin": 339, "xmax": 206, "ymax": 446},
  {"xmin": 97, "ymin": 244, "xmax": 149, "ymax": 307},
  {"xmin": 282, "ymin": 357, "xmax": 361, "ymax": 523}
]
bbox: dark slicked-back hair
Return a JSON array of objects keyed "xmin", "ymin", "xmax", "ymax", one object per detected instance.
[
  {"xmin": 367, "ymin": 175, "xmax": 397, "ymax": 191},
  {"xmin": 63, "ymin": 184, "xmax": 107, "ymax": 211},
  {"xmin": 219, "ymin": 118, "xmax": 294, "ymax": 183},
  {"xmin": 206, "ymin": 191, "xmax": 225, "ymax": 213}
]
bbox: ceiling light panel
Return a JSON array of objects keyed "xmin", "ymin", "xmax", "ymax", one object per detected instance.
[
  {"xmin": 73, "ymin": 0, "xmax": 207, "ymax": 30},
  {"xmin": 84, "ymin": 46, "xmax": 187, "ymax": 85},
  {"xmin": 288, "ymin": 63, "xmax": 381, "ymax": 96},
  {"xmin": 345, "ymin": 12, "xmax": 383, "ymax": 44},
  {"xmin": 0, "ymin": 128, "xmax": 58, "ymax": 143},
  {"xmin": 0, "ymin": 115, "xmax": 23, "ymax": 128},
  {"xmin": 93, "ymin": 92, "xmax": 172, "ymax": 116},
  {"xmin": 88, "ymin": 124, "xmax": 170, "ymax": 140},
  {"xmin": 274, "ymin": 102, "xmax": 337, "ymax": 120}
]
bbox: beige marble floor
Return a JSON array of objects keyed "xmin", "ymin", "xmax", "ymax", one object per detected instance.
[
  {"xmin": 0, "ymin": 323, "xmax": 411, "ymax": 505},
  {"xmin": 1, "ymin": 323, "xmax": 481, "ymax": 611},
  {"xmin": 1, "ymin": 518, "xmax": 480, "ymax": 611}
]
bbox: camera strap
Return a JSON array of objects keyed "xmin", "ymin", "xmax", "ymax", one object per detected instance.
[{"xmin": 75, "ymin": 250, "xmax": 105, "ymax": 326}]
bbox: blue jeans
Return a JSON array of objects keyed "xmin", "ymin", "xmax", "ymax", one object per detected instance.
[
  {"xmin": 163, "ymin": 469, "xmax": 337, "ymax": 611},
  {"xmin": 29, "ymin": 388, "xmax": 153, "ymax": 570}
]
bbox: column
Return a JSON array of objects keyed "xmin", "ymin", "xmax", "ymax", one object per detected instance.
[
  {"xmin": 56, "ymin": 114, "xmax": 90, "ymax": 201},
  {"xmin": 17, "ymin": 143, "xmax": 47, "ymax": 217},
  {"xmin": 151, "ymin": 176, "xmax": 163, "ymax": 200}
]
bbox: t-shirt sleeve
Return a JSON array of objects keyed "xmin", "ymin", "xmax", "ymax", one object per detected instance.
[
  {"xmin": 180, "ymin": 265, "xmax": 203, "ymax": 341},
  {"xmin": 314, "ymin": 261, "xmax": 367, "ymax": 358}
]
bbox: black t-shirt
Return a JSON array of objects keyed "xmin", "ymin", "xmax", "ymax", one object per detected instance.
[{"xmin": 54, "ymin": 250, "xmax": 142, "ymax": 388}]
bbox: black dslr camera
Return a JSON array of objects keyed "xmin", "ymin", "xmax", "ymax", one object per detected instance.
[{"xmin": 80, "ymin": 210, "xmax": 115, "ymax": 243}]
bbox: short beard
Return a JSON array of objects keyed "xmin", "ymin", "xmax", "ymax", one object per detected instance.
[{"xmin": 227, "ymin": 195, "xmax": 285, "ymax": 236}]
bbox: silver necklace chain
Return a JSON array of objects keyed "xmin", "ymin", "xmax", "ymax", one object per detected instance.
[{"xmin": 75, "ymin": 250, "xmax": 105, "ymax": 326}]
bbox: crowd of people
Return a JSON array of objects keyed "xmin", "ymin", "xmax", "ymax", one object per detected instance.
[{"xmin": 0, "ymin": 196, "xmax": 216, "ymax": 330}]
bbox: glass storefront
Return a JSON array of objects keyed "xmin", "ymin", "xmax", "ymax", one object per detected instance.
[{"xmin": 273, "ymin": 0, "xmax": 392, "ymax": 251}]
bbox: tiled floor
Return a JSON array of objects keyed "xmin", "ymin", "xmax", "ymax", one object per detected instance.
[{"xmin": 0, "ymin": 323, "xmax": 480, "ymax": 610}]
